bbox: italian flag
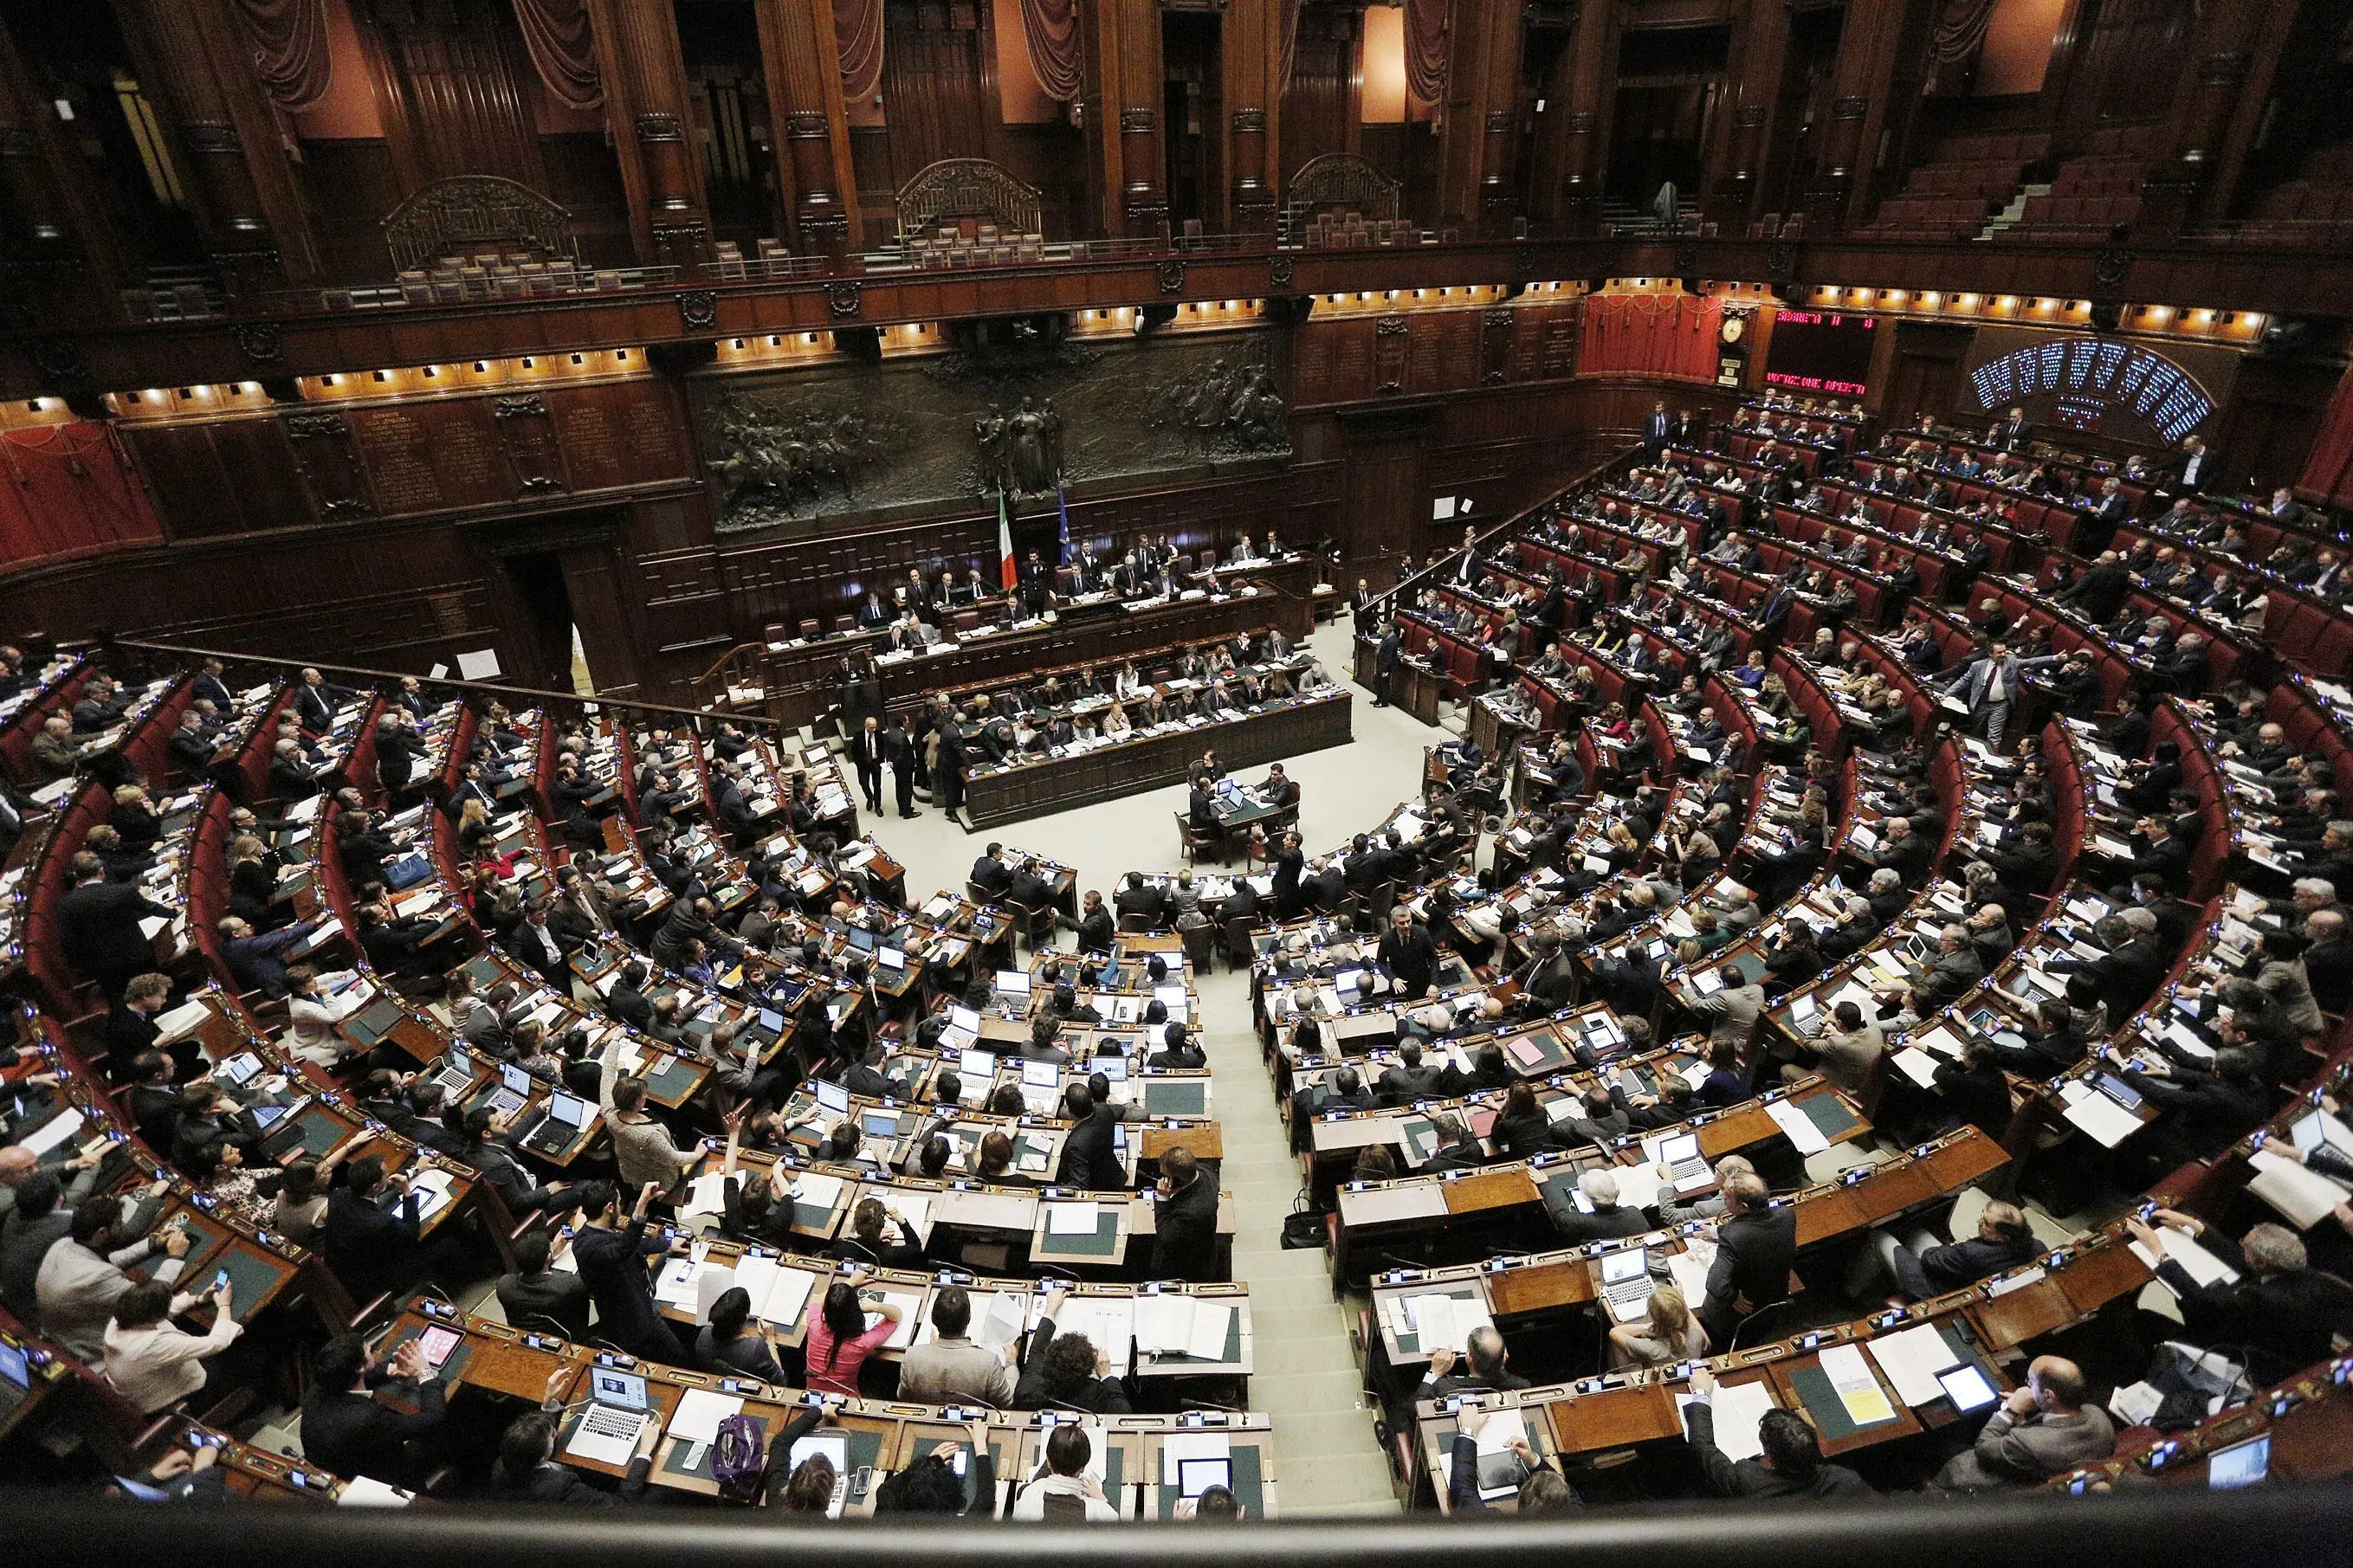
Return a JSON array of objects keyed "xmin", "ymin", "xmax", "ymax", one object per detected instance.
[{"xmin": 998, "ymin": 491, "xmax": 1017, "ymax": 591}]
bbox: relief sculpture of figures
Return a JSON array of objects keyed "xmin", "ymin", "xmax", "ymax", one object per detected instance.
[
  {"xmin": 975, "ymin": 395, "xmax": 1064, "ymax": 496},
  {"xmin": 1148, "ymin": 358, "xmax": 1290, "ymax": 455},
  {"xmin": 704, "ymin": 393, "xmax": 895, "ymax": 519}
]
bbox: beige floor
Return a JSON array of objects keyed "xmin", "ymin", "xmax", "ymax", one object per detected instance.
[{"xmin": 858, "ymin": 611, "xmax": 1424, "ymax": 1514}]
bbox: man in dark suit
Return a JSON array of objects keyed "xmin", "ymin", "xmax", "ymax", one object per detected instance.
[
  {"xmin": 191, "ymin": 657, "xmax": 235, "ymax": 710},
  {"xmin": 495, "ymin": 1229, "xmax": 591, "ymax": 1340},
  {"xmin": 320, "ymin": 1154, "xmax": 433, "ymax": 1304},
  {"xmin": 1375, "ymin": 1038, "xmax": 1446, "ymax": 1104},
  {"xmin": 55, "ymin": 852, "xmax": 172, "ymax": 1000},
  {"xmin": 570, "ymin": 1182, "xmax": 686, "ymax": 1362},
  {"xmin": 970, "ymin": 842, "xmax": 1012, "ymax": 899},
  {"xmin": 299, "ymin": 1332, "xmax": 450, "ymax": 1487},
  {"xmin": 1700, "ymin": 1172, "xmax": 1798, "ymax": 1345},
  {"xmin": 847, "ymin": 715, "xmax": 885, "ymax": 816},
  {"xmin": 881, "ymin": 715, "xmax": 921, "ymax": 818},
  {"xmin": 292, "ymin": 668, "xmax": 340, "ymax": 732},
  {"xmin": 1990, "ymin": 406, "xmax": 2031, "ymax": 452},
  {"xmin": 1374, "ymin": 622, "xmax": 1403, "ymax": 707},
  {"xmin": 1148, "ymin": 1146, "xmax": 1220, "ymax": 1281},
  {"xmin": 1643, "ymin": 400, "xmax": 1671, "ymax": 461},
  {"xmin": 1685, "ymin": 1373, "xmax": 1873, "ymax": 1498},
  {"xmin": 1258, "ymin": 764, "xmax": 1300, "ymax": 811},
  {"xmin": 1548, "ymin": 1167, "xmax": 1654, "ymax": 1244},
  {"xmin": 1113, "ymin": 871, "xmax": 1164, "ymax": 928},
  {"xmin": 1377, "ymin": 904, "xmax": 1440, "ymax": 1000},
  {"xmin": 1052, "ymin": 1081, "xmax": 1127, "ymax": 1190},
  {"xmin": 1186, "ymin": 774, "xmax": 1218, "ymax": 834},
  {"xmin": 2128, "ymin": 1210, "xmax": 2353, "ymax": 1384},
  {"xmin": 505, "ymin": 900, "xmax": 575, "ymax": 986}
]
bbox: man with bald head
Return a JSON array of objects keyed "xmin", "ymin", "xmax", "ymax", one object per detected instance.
[
  {"xmin": 2306, "ymin": 907, "xmax": 2353, "ymax": 1014},
  {"xmin": 0, "ymin": 1141, "xmax": 105, "ymax": 1224},
  {"xmin": 1414, "ymin": 1322, "xmax": 1529, "ymax": 1402},
  {"xmin": 1933, "ymin": 1356, "xmax": 2113, "ymax": 1490}
]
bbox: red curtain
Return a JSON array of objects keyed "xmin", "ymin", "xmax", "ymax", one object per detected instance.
[
  {"xmin": 2301, "ymin": 359, "xmax": 2353, "ymax": 508},
  {"xmin": 1925, "ymin": 0, "xmax": 1998, "ymax": 94},
  {"xmin": 512, "ymin": 0, "xmax": 603, "ymax": 111},
  {"xmin": 1013, "ymin": 0, "xmax": 1081, "ymax": 102},
  {"xmin": 1577, "ymin": 295, "xmax": 1723, "ymax": 380},
  {"xmin": 1404, "ymin": 0, "xmax": 1447, "ymax": 111},
  {"xmin": 0, "ymin": 424, "xmax": 164, "ymax": 566},
  {"xmin": 230, "ymin": 0, "xmax": 332, "ymax": 113},
  {"xmin": 836, "ymin": 0, "xmax": 886, "ymax": 105}
]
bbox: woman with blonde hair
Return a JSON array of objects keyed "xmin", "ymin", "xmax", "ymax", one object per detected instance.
[
  {"xmin": 456, "ymin": 796, "xmax": 495, "ymax": 859},
  {"xmin": 1608, "ymin": 1282, "xmax": 1710, "ymax": 1367}
]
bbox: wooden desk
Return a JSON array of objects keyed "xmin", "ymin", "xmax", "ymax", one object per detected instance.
[{"xmin": 960, "ymin": 693, "xmax": 1352, "ymax": 829}]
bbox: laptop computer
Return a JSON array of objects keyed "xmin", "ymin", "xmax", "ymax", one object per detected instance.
[
  {"xmin": 527, "ymin": 1092, "xmax": 591, "ymax": 1152},
  {"xmin": 566, "ymin": 1366, "xmax": 651, "ymax": 1463},
  {"xmin": 1658, "ymin": 1132, "xmax": 1710, "ymax": 1191},
  {"xmin": 1599, "ymin": 1247, "xmax": 1654, "ymax": 1321},
  {"xmin": 483, "ymin": 1062, "xmax": 533, "ymax": 1120}
]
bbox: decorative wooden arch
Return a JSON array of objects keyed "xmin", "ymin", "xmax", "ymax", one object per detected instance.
[
  {"xmin": 893, "ymin": 158, "xmax": 1045, "ymax": 238},
  {"xmin": 1283, "ymin": 153, "xmax": 1402, "ymax": 223},
  {"xmin": 383, "ymin": 176, "xmax": 577, "ymax": 272}
]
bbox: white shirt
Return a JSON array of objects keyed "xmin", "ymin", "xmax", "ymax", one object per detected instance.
[
  {"xmin": 103, "ymin": 1309, "xmax": 242, "ymax": 1413},
  {"xmin": 1010, "ymin": 1472, "xmax": 1122, "ymax": 1520}
]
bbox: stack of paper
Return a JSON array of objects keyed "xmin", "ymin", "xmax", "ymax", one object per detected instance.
[
  {"xmin": 2128, "ymin": 1226, "xmax": 2243, "ymax": 1290},
  {"xmin": 668, "ymin": 1388, "xmax": 743, "ymax": 1445},
  {"xmin": 1160, "ymin": 1429, "xmax": 1231, "ymax": 1484},
  {"xmin": 2245, "ymin": 1149, "xmax": 2352, "ymax": 1229},
  {"xmin": 1865, "ymin": 1322, "xmax": 1962, "ymax": 1407},
  {"xmin": 1816, "ymin": 1343, "xmax": 1898, "ymax": 1426},
  {"xmin": 1684, "ymin": 1379, "xmax": 1777, "ymax": 1462},
  {"xmin": 1135, "ymin": 1295, "xmax": 1234, "ymax": 1360},
  {"xmin": 1765, "ymin": 1099, "xmax": 1831, "ymax": 1156},
  {"xmin": 2057, "ymin": 1080, "xmax": 2145, "ymax": 1147}
]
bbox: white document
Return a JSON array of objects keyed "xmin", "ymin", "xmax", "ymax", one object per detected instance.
[
  {"xmin": 682, "ymin": 1171, "xmax": 730, "ymax": 1216},
  {"xmin": 869, "ymin": 1288, "xmax": 927, "ymax": 1350},
  {"xmin": 1891, "ymin": 1048, "xmax": 1942, "ymax": 1088},
  {"xmin": 1866, "ymin": 1322, "xmax": 1962, "ymax": 1408},
  {"xmin": 1666, "ymin": 1248, "xmax": 1713, "ymax": 1307},
  {"xmin": 2057, "ymin": 1081, "xmax": 2145, "ymax": 1148},
  {"xmin": 1691, "ymin": 1378, "xmax": 1778, "ymax": 1462},
  {"xmin": 2245, "ymin": 1149, "xmax": 2352, "ymax": 1229},
  {"xmin": 1611, "ymin": 1163, "xmax": 1665, "ymax": 1211},
  {"xmin": 789, "ymin": 1171, "xmax": 844, "ymax": 1210},
  {"xmin": 756, "ymin": 1265, "xmax": 818, "ymax": 1328},
  {"xmin": 152, "ymin": 998, "xmax": 215, "ymax": 1042},
  {"xmin": 2128, "ymin": 1228, "xmax": 2242, "ymax": 1290},
  {"xmin": 1160, "ymin": 1430, "xmax": 1231, "ymax": 1485},
  {"xmin": 1045, "ymin": 1202, "xmax": 1101, "ymax": 1236},
  {"xmin": 1766, "ymin": 1098, "xmax": 1831, "ymax": 1156},
  {"xmin": 667, "ymin": 1388, "xmax": 742, "ymax": 1445},
  {"xmin": 336, "ymin": 1476, "xmax": 413, "ymax": 1507},
  {"xmin": 1817, "ymin": 1342, "xmax": 1898, "ymax": 1425},
  {"xmin": 18, "ymin": 1108, "xmax": 84, "ymax": 1159}
]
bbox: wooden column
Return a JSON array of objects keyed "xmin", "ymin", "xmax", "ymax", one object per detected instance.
[
  {"xmin": 755, "ymin": 0, "xmax": 862, "ymax": 254},
  {"xmin": 1702, "ymin": 0, "xmax": 1787, "ymax": 229},
  {"xmin": 1433, "ymin": 0, "xmax": 1522, "ymax": 236},
  {"xmin": 1085, "ymin": 0, "xmax": 1166, "ymax": 238},
  {"xmin": 1553, "ymin": 0, "xmax": 1620, "ymax": 236},
  {"xmin": 1799, "ymin": 0, "xmax": 1918, "ymax": 235},
  {"xmin": 1223, "ymin": 0, "xmax": 1282, "ymax": 234},
  {"xmin": 116, "ymin": 0, "xmax": 318, "ymax": 291},
  {"xmin": 0, "ymin": 15, "xmax": 116, "ymax": 312},
  {"xmin": 585, "ymin": 0, "xmax": 708, "ymax": 266},
  {"xmin": 2137, "ymin": 0, "xmax": 2299, "ymax": 235}
]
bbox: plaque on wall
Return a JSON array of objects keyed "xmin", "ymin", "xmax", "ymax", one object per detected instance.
[
  {"xmin": 687, "ymin": 332, "xmax": 1292, "ymax": 533},
  {"xmin": 494, "ymin": 395, "xmax": 570, "ymax": 494},
  {"xmin": 347, "ymin": 402, "xmax": 516, "ymax": 513},
  {"xmin": 281, "ymin": 410, "xmax": 376, "ymax": 519},
  {"xmin": 1477, "ymin": 310, "xmax": 1516, "ymax": 385}
]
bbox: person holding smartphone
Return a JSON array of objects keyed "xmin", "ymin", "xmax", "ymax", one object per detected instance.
[{"xmin": 100, "ymin": 1274, "xmax": 241, "ymax": 1414}]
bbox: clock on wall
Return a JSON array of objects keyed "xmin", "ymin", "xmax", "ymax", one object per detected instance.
[{"xmin": 1721, "ymin": 313, "xmax": 1748, "ymax": 344}]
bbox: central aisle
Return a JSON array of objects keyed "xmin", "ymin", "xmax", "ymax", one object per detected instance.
[{"xmin": 872, "ymin": 610, "xmax": 1431, "ymax": 1514}]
